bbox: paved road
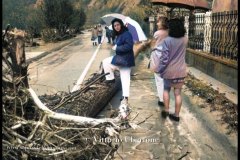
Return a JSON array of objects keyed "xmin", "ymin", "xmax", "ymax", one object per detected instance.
[{"xmin": 28, "ymin": 31, "xmax": 112, "ymax": 95}]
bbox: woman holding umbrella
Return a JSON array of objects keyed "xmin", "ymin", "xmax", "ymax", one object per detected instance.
[{"xmin": 102, "ymin": 18, "xmax": 135, "ymax": 108}]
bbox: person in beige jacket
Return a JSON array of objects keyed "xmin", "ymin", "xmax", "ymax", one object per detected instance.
[
  {"xmin": 91, "ymin": 25, "xmax": 98, "ymax": 46},
  {"xmin": 97, "ymin": 24, "xmax": 103, "ymax": 44}
]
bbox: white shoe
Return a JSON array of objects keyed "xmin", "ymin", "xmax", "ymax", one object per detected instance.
[
  {"xmin": 120, "ymin": 97, "xmax": 128, "ymax": 105},
  {"xmin": 118, "ymin": 99, "xmax": 131, "ymax": 120}
]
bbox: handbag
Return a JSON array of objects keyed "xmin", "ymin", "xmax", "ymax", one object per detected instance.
[
  {"xmin": 113, "ymin": 54, "xmax": 128, "ymax": 66},
  {"xmin": 149, "ymin": 46, "xmax": 163, "ymax": 72},
  {"xmin": 91, "ymin": 36, "xmax": 95, "ymax": 41}
]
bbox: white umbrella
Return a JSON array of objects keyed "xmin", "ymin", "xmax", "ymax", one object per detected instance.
[
  {"xmin": 124, "ymin": 17, "xmax": 147, "ymax": 42},
  {"xmin": 102, "ymin": 13, "xmax": 147, "ymax": 42},
  {"xmin": 101, "ymin": 13, "xmax": 126, "ymax": 26},
  {"xmin": 108, "ymin": 17, "xmax": 147, "ymax": 42},
  {"xmin": 108, "ymin": 25, "xmax": 113, "ymax": 30}
]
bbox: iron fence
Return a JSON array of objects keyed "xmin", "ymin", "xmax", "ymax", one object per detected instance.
[{"xmin": 188, "ymin": 10, "xmax": 238, "ymax": 61}]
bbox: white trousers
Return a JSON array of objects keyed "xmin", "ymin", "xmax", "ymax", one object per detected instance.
[
  {"xmin": 154, "ymin": 73, "xmax": 164, "ymax": 102},
  {"xmin": 102, "ymin": 56, "xmax": 131, "ymax": 97}
]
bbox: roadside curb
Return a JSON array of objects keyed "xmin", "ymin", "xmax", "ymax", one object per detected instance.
[{"xmin": 26, "ymin": 36, "xmax": 79, "ymax": 64}]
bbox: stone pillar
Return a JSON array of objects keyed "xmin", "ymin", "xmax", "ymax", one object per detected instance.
[
  {"xmin": 149, "ymin": 16, "xmax": 155, "ymax": 36},
  {"xmin": 195, "ymin": 13, "xmax": 205, "ymax": 50},
  {"xmin": 184, "ymin": 16, "xmax": 189, "ymax": 36},
  {"xmin": 203, "ymin": 11, "xmax": 212, "ymax": 52},
  {"xmin": 195, "ymin": 13, "xmax": 205, "ymax": 37}
]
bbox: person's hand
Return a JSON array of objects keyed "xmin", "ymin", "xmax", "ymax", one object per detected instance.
[
  {"xmin": 150, "ymin": 39, "xmax": 157, "ymax": 49},
  {"xmin": 112, "ymin": 45, "xmax": 117, "ymax": 50}
]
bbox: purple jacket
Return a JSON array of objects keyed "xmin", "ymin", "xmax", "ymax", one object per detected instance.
[{"xmin": 157, "ymin": 36, "xmax": 188, "ymax": 79}]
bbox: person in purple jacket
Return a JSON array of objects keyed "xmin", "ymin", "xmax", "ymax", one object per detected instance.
[
  {"xmin": 157, "ymin": 18, "xmax": 188, "ymax": 122},
  {"xmin": 102, "ymin": 18, "xmax": 135, "ymax": 106}
]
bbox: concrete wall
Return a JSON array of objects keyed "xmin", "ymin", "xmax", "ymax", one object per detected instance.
[{"xmin": 186, "ymin": 49, "xmax": 238, "ymax": 90}]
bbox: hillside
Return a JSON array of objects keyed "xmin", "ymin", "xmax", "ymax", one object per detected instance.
[
  {"xmin": 3, "ymin": 0, "xmax": 214, "ymax": 35},
  {"xmin": 78, "ymin": 0, "xmax": 146, "ymax": 25},
  {"xmin": 78, "ymin": 0, "xmax": 213, "ymax": 25},
  {"xmin": 2, "ymin": 0, "xmax": 147, "ymax": 28}
]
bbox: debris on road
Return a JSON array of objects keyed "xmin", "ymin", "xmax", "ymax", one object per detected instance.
[{"xmin": 185, "ymin": 73, "xmax": 238, "ymax": 134}]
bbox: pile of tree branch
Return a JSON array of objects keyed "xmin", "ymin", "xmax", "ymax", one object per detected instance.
[
  {"xmin": 2, "ymin": 28, "xmax": 135, "ymax": 160},
  {"xmin": 3, "ymin": 75, "xmax": 123, "ymax": 159}
]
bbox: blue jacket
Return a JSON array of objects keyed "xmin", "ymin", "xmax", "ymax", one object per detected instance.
[{"xmin": 111, "ymin": 31, "xmax": 135, "ymax": 67}]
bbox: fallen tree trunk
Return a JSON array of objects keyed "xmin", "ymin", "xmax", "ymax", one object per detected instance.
[
  {"xmin": 28, "ymin": 88, "xmax": 120, "ymax": 127},
  {"xmin": 133, "ymin": 39, "xmax": 152, "ymax": 58},
  {"xmin": 39, "ymin": 72, "xmax": 122, "ymax": 117}
]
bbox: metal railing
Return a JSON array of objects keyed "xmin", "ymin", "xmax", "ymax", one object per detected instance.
[
  {"xmin": 187, "ymin": 10, "xmax": 238, "ymax": 61},
  {"xmin": 188, "ymin": 13, "xmax": 205, "ymax": 50}
]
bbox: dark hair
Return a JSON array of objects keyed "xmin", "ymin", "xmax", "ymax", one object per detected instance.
[
  {"xmin": 168, "ymin": 18, "xmax": 186, "ymax": 38},
  {"xmin": 111, "ymin": 18, "xmax": 128, "ymax": 35}
]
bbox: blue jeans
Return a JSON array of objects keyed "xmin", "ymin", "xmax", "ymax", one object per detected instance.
[
  {"xmin": 98, "ymin": 36, "xmax": 102, "ymax": 44},
  {"xmin": 107, "ymin": 36, "xmax": 111, "ymax": 43}
]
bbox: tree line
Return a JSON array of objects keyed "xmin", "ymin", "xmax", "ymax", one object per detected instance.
[{"xmin": 3, "ymin": 0, "xmax": 86, "ymax": 42}]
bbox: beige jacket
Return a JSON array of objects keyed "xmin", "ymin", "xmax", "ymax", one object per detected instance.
[{"xmin": 91, "ymin": 28, "xmax": 97, "ymax": 38}]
